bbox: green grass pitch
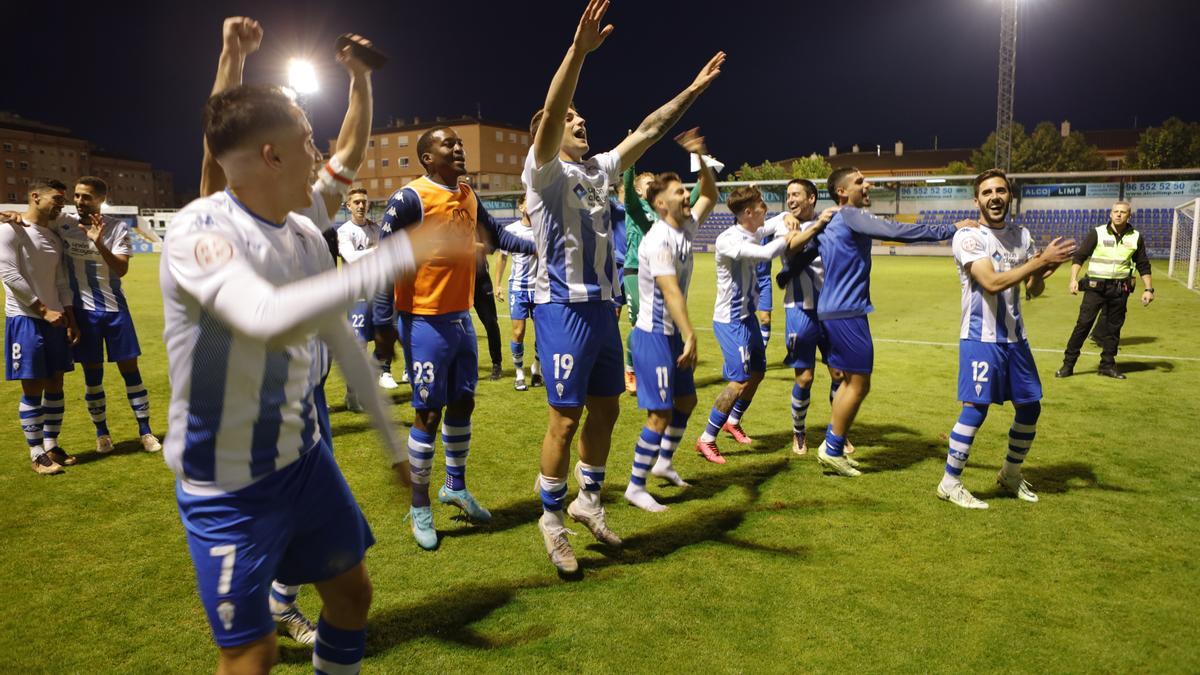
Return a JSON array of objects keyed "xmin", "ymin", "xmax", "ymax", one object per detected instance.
[{"xmin": 1, "ymin": 253, "xmax": 1197, "ymax": 672}]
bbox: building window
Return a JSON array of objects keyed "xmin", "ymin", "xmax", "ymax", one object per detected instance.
[
  {"xmin": 7, "ymin": 192, "xmax": 15, "ymax": 201},
  {"xmin": 508, "ymin": 133, "xmax": 517, "ymax": 143},
  {"xmin": 495, "ymin": 131, "xmax": 503, "ymax": 142},
  {"xmin": 521, "ymin": 134, "xmax": 529, "ymax": 146},
  {"xmin": 19, "ymin": 161, "xmax": 28, "ymax": 170},
  {"xmin": 398, "ymin": 136, "xmax": 409, "ymax": 147},
  {"xmin": 368, "ymin": 139, "xmax": 375, "ymax": 148},
  {"xmin": 496, "ymin": 153, "xmax": 504, "ymax": 164},
  {"xmin": 18, "ymin": 144, "xmax": 27, "ymax": 153},
  {"xmin": 370, "ymin": 179, "xmax": 378, "ymax": 189},
  {"xmin": 367, "ymin": 159, "xmax": 375, "ymax": 169},
  {"xmin": 381, "ymin": 158, "xmax": 389, "ymax": 167},
  {"xmin": 2, "ymin": 143, "xmax": 11, "ymax": 152},
  {"xmin": 6, "ymin": 177, "xmax": 14, "ymax": 185},
  {"xmin": 384, "ymin": 178, "xmax": 393, "ymax": 188},
  {"xmin": 381, "ymin": 137, "xmax": 389, "ymax": 147},
  {"xmin": 4, "ymin": 160, "xmax": 11, "ymax": 168},
  {"xmin": 399, "ymin": 157, "xmax": 409, "ymax": 168},
  {"xmin": 80, "ymin": 152, "xmax": 87, "ymax": 160},
  {"xmin": 510, "ymin": 155, "xmax": 518, "ymax": 165}
]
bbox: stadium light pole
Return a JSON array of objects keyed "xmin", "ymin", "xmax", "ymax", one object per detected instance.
[
  {"xmin": 994, "ymin": 0, "xmax": 1018, "ymax": 171},
  {"xmin": 286, "ymin": 58, "xmax": 319, "ymax": 101}
]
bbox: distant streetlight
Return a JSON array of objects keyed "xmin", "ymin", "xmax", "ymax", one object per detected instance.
[{"xmin": 287, "ymin": 58, "xmax": 319, "ymax": 96}]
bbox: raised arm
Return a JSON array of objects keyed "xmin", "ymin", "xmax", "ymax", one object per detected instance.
[
  {"xmin": 840, "ymin": 207, "xmax": 959, "ymax": 243},
  {"xmin": 614, "ymin": 51, "xmax": 726, "ymax": 173},
  {"xmin": 477, "ymin": 201, "xmax": 536, "ymax": 255},
  {"xmin": 80, "ymin": 215, "xmax": 131, "ymax": 277},
  {"xmin": 675, "ymin": 128, "xmax": 718, "ymax": 224},
  {"xmin": 319, "ymin": 39, "xmax": 375, "ymax": 218},
  {"xmin": 200, "ymin": 17, "xmax": 262, "ymax": 197},
  {"xmin": 622, "ymin": 166, "xmax": 653, "ymax": 234},
  {"xmin": 533, "ymin": 0, "xmax": 614, "ymax": 167},
  {"xmin": 722, "ymin": 236, "xmax": 789, "ymax": 263}
]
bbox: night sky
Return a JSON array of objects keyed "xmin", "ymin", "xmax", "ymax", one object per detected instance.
[{"xmin": 4, "ymin": 0, "xmax": 1198, "ymax": 196}]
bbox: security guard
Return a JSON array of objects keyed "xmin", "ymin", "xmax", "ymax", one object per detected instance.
[{"xmin": 1056, "ymin": 201, "xmax": 1154, "ymax": 379}]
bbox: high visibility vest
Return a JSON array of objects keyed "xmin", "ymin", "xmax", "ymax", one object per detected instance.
[{"xmin": 1087, "ymin": 224, "xmax": 1140, "ymax": 279}]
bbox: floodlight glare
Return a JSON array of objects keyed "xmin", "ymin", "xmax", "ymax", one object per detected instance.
[{"xmin": 287, "ymin": 59, "xmax": 319, "ymax": 95}]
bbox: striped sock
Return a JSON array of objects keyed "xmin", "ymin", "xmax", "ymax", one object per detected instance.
[
  {"xmin": 20, "ymin": 395, "xmax": 44, "ymax": 461},
  {"xmin": 539, "ymin": 473, "xmax": 567, "ymax": 514},
  {"xmin": 84, "ymin": 367, "xmax": 109, "ymax": 437},
  {"xmin": 727, "ymin": 398, "xmax": 752, "ymax": 427},
  {"xmin": 629, "ymin": 426, "xmax": 662, "ymax": 487},
  {"xmin": 577, "ymin": 462, "xmax": 605, "ymax": 507},
  {"xmin": 760, "ymin": 324, "xmax": 771, "ymax": 351},
  {"xmin": 791, "ymin": 383, "xmax": 810, "ymax": 435},
  {"xmin": 830, "ymin": 378, "xmax": 842, "ymax": 405},
  {"xmin": 121, "ymin": 369, "xmax": 152, "ymax": 436},
  {"xmin": 269, "ymin": 581, "xmax": 300, "ymax": 614},
  {"xmin": 699, "ymin": 407, "xmax": 730, "ymax": 443},
  {"xmin": 943, "ymin": 405, "xmax": 988, "ymax": 489},
  {"xmin": 511, "ymin": 341, "xmax": 525, "ymax": 380},
  {"xmin": 407, "ymin": 427, "xmax": 435, "ymax": 507},
  {"xmin": 41, "ymin": 391, "xmax": 64, "ymax": 450},
  {"xmin": 824, "ymin": 426, "xmax": 847, "ymax": 457},
  {"xmin": 312, "ymin": 617, "xmax": 365, "ymax": 675},
  {"xmin": 442, "ymin": 416, "xmax": 470, "ymax": 491},
  {"xmin": 1004, "ymin": 402, "xmax": 1041, "ymax": 478},
  {"xmin": 659, "ymin": 409, "xmax": 690, "ymax": 465}
]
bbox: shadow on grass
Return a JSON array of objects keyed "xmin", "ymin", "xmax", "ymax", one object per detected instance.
[
  {"xmin": 1064, "ymin": 360, "xmax": 1174, "ymax": 376},
  {"xmin": 975, "ymin": 460, "xmax": 1131, "ymax": 498},
  {"xmin": 274, "ymin": 457, "xmax": 809, "ymax": 662},
  {"xmin": 1117, "ymin": 335, "xmax": 1156, "ymax": 346},
  {"xmin": 71, "ymin": 437, "xmax": 156, "ymax": 465},
  {"xmin": 820, "ymin": 421, "xmax": 934, "ymax": 473}
]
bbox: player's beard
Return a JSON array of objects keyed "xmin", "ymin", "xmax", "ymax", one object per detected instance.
[{"xmin": 982, "ymin": 198, "xmax": 1009, "ymax": 226}]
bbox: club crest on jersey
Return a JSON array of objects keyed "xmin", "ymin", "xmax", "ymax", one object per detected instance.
[
  {"xmin": 194, "ymin": 234, "xmax": 234, "ymax": 269},
  {"xmin": 555, "ymin": 382, "xmax": 565, "ymax": 397},
  {"xmin": 659, "ymin": 388, "xmax": 668, "ymax": 402},
  {"xmin": 217, "ymin": 601, "xmax": 236, "ymax": 631},
  {"xmin": 961, "ymin": 236, "xmax": 981, "ymax": 253},
  {"xmin": 419, "ymin": 387, "xmax": 429, "ymax": 401},
  {"xmin": 975, "ymin": 383, "xmax": 983, "ymax": 396}
]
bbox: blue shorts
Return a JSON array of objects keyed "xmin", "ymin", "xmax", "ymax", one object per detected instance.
[
  {"xmin": 631, "ymin": 329, "xmax": 696, "ymax": 410},
  {"xmin": 350, "ymin": 291, "xmax": 396, "ymax": 343},
  {"xmin": 177, "ymin": 439, "xmax": 374, "ymax": 648},
  {"xmin": 713, "ymin": 316, "xmax": 767, "ymax": 383},
  {"xmin": 396, "ymin": 311, "xmax": 478, "ymax": 410},
  {"xmin": 370, "ymin": 288, "xmax": 395, "ymax": 329},
  {"xmin": 824, "ymin": 315, "xmax": 873, "ymax": 374},
  {"xmin": 510, "ymin": 289, "xmax": 535, "ymax": 321},
  {"xmin": 958, "ymin": 339, "xmax": 1043, "ymax": 405},
  {"xmin": 755, "ymin": 274, "xmax": 773, "ymax": 313},
  {"xmin": 5, "ymin": 316, "xmax": 74, "ymax": 380},
  {"xmin": 784, "ymin": 307, "xmax": 828, "ymax": 370},
  {"xmin": 533, "ymin": 302, "xmax": 624, "ymax": 407},
  {"xmin": 73, "ymin": 308, "xmax": 141, "ymax": 363}
]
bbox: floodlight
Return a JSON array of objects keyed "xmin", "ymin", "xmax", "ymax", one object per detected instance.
[{"xmin": 288, "ymin": 59, "xmax": 319, "ymax": 95}]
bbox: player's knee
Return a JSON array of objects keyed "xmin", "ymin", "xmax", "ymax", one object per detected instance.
[
  {"xmin": 218, "ymin": 633, "xmax": 276, "ymax": 675},
  {"xmin": 646, "ymin": 410, "xmax": 671, "ymax": 432},
  {"xmin": 116, "ymin": 358, "xmax": 138, "ymax": 373},
  {"xmin": 547, "ymin": 408, "xmax": 581, "ymax": 440},
  {"xmin": 585, "ymin": 396, "xmax": 621, "ymax": 426},
  {"xmin": 795, "ymin": 370, "xmax": 814, "ymax": 389},
  {"xmin": 447, "ymin": 396, "xmax": 475, "ymax": 418},
  {"xmin": 675, "ymin": 394, "xmax": 697, "ymax": 414},
  {"xmin": 749, "ymin": 370, "xmax": 765, "ymax": 385},
  {"xmin": 962, "ymin": 403, "xmax": 990, "ymax": 424},
  {"xmin": 1015, "ymin": 401, "xmax": 1041, "ymax": 423}
]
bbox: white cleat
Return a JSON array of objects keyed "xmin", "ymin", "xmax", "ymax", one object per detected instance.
[
  {"xmin": 96, "ymin": 435, "xmax": 114, "ymax": 454},
  {"xmin": 624, "ymin": 484, "xmax": 668, "ymax": 512},
  {"xmin": 273, "ymin": 604, "xmax": 317, "ymax": 646},
  {"xmin": 817, "ymin": 441, "xmax": 861, "ymax": 477},
  {"xmin": 400, "ymin": 368, "xmax": 410, "ymax": 384},
  {"xmin": 379, "ymin": 372, "xmax": 400, "ymax": 390},
  {"xmin": 140, "ymin": 433, "xmax": 162, "ymax": 453},
  {"xmin": 937, "ymin": 482, "xmax": 989, "ymax": 509},
  {"xmin": 996, "ymin": 471, "xmax": 1039, "ymax": 503},
  {"xmin": 650, "ymin": 461, "xmax": 690, "ymax": 487},
  {"xmin": 538, "ymin": 514, "xmax": 578, "ymax": 574}
]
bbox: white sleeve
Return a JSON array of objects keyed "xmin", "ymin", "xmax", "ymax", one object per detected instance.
[
  {"xmin": 724, "ymin": 235, "xmax": 788, "ymax": 262},
  {"xmin": 523, "ymin": 147, "xmax": 562, "ymax": 190},
  {"xmin": 0, "ymin": 225, "xmax": 38, "ymax": 308},
  {"xmin": 761, "ymin": 214, "xmax": 788, "ymax": 238},
  {"xmin": 647, "ymin": 234, "xmax": 676, "ymax": 279},
  {"xmin": 338, "ymin": 227, "xmax": 370, "ymax": 264},
  {"xmin": 953, "ymin": 229, "xmax": 989, "ymax": 266},
  {"xmin": 165, "ymin": 212, "xmax": 415, "ymax": 343},
  {"xmin": 319, "ymin": 318, "xmax": 405, "ymax": 464},
  {"xmin": 108, "ymin": 219, "xmax": 133, "ymax": 256},
  {"xmin": 594, "ymin": 150, "xmax": 623, "ymax": 183},
  {"xmin": 503, "ymin": 222, "xmax": 535, "ymax": 242}
]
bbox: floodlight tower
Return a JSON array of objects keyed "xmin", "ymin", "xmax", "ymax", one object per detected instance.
[{"xmin": 994, "ymin": 0, "xmax": 1018, "ymax": 171}]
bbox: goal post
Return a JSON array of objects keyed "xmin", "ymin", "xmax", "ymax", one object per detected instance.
[{"xmin": 1169, "ymin": 197, "xmax": 1200, "ymax": 290}]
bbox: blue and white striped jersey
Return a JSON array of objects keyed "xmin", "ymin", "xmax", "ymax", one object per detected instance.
[
  {"xmin": 0, "ymin": 219, "xmax": 72, "ymax": 318},
  {"xmin": 953, "ymin": 222, "xmax": 1035, "ymax": 343},
  {"xmin": 522, "ymin": 147, "xmax": 622, "ymax": 304},
  {"xmin": 712, "ymin": 219, "xmax": 788, "ymax": 323},
  {"xmin": 160, "ymin": 190, "xmax": 334, "ymax": 495},
  {"xmin": 770, "ymin": 214, "xmax": 825, "ymax": 311},
  {"xmin": 636, "ymin": 218, "xmax": 696, "ymax": 335},
  {"xmin": 58, "ymin": 215, "xmax": 133, "ymax": 313},
  {"xmin": 336, "ymin": 219, "xmax": 381, "ymax": 264},
  {"xmin": 504, "ymin": 220, "xmax": 538, "ymax": 293}
]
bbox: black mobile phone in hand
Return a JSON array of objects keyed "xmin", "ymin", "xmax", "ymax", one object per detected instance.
[{"xmin": 336, "ymin": 34, "xmax": 388, "ymax": 70}]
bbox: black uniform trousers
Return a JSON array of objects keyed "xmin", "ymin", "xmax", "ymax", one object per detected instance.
[
  {"xmin": 473, "ymin": 260, "xmax": 503, "ymax": 368},
  {"xmin": 1063, "ymin": 277, "xmax": 1130, "ymax": 368}
]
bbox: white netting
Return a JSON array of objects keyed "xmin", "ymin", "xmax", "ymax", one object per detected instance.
[{"xmin": 1169, "ymin": 198, "xmax": 1199, "ymax": 290}]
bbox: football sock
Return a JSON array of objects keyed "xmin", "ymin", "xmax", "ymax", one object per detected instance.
[
  {"xmin": 942, "ymin": 405, "xmax": 988, "ymax": 491},
  {"xmin": 726, "ymin": 397, "xmax": 752, "ymax": 427},
  {"xmin": 629, "ymin": 426, "xmax": 661, "ymax": 488},
  {"xmin": 41, "ymin": 390, "xmax": 64, "ymax": 450},
  {"xmin": 313, "ymin": 617, "xmax": 365, "ymax": 675},
  {"xmin": 84, "ymin": 367, "xmax": 109, "ymax": 437},
  {"xmin": 576, "ymin": 462, "xmax": 605, "ymax": 508},
  {"xmin": 791, "ymin": 383, "xmax": 810, "ymax": 436},
  {"xmin": 121, "ymin": 368, "xmax": 152, "ymax": 436},
  {"xmin": 760, "ymin": 324, "xmax": 771, "ymax": 351},
  {"xmin": 824, "ymin": 426, "xmax": 847, "ymax": 457},
  {"xmin": 511, "ymin": 341, "xmax": 525, "ymax": 379},
  {"xmin": 1004, "ymin": 401, "xmax": 1041, "ymax": 478},
  {"xmin": 539, "ymin": 473, "xmax": 568, "ymax": 525},
  {"xmin": 20, "ymin": 395, "xmax": 43, "ymax": 461},
  {"xmin": 652, "ymin": 408, "xmax": 690, "ymax": 486},
  {"xmin": 269, "ymin": 581, "xmax": 300, "ymax": 614},
  {"xmin": 442, "ymin": 416, "xmax": 470, "ymax": 491},
  {"xmin": 699, "ymin": 407, "xmax": 729, "ymax": 443},
  {"xmin": 407, "ymin": 427, "xmax": 435, "ymax": 507}
]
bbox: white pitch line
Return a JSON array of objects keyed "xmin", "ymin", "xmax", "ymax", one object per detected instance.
[{"xmin": 493, "ymin": 311, "xmax": 1199, "ymax": 363}]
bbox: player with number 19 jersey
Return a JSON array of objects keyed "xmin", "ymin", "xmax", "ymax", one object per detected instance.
[{"xmin": 952, "ymin": 222, "xmax": 1042, "ymax": 405}]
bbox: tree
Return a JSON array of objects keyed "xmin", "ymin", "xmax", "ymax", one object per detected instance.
[
  {"xmin": 735, "ymin": 154, "xmax": 832, "ymax": 182},
  {"xmin": 788, "ymin": 154, "xmax": 833, "ymax": 180},
  {"xmin": 971, "ymin": 123, "xmax": 1029, "ymax": 171},
  {"xmin": 971, "ymin": 121, "xmax": 1103, "ymax": 173},
  {"xmin": 936, "ymin": 160, "xmax": 974, "ymax": 175},
  {"xmin": 735, "ymin": 161, "xmax": 789, "ymax": 182},
  {"xmin": 1131, "ymin": 117, "xmax": 1200, "ymax": 169}
]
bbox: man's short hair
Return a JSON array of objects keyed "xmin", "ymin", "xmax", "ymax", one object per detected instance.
[
  {"xmin": 973, "ymin": 168, "xmax": 1010, "ymax": 197},
  {"xmin": 727, "ymin": 185, "xmax": 764, "ymax": 215},
  {"xmin": 416, "ymin": 126, "xmax": 453, "ymax": 169},
  {"xmin": 788, "ymin": 178, "xmax": 818, "ymax": 200},
  {"xmin": 347, "ymin": 188, "xmax": 368, "ymax": 198},
  {"xmin": 645, "ymin": 172, "xmax": 682, "ymax": 208},
  {"xmin": 529, "ymin": 103, "xmax": 578, "ymax": 139},
  {"xmin": 76, "ymin": 175, "xmax": 108, "ymax": 195},
  {"xmin": 1113, "ymin": 200, "xmax": 1131, "ymax": 209},
  {"xmin": 826, "ymin": 166, "xmax": 859, "ymax": 204},
  {"xmin": 516, "ymin": 193, "xmax": 526, "ymax": 207},
  {"xmin": 203, "ymin": 84, "xmax": 301, "ymax": 159},
  {"xmin": 28, "ymin": 178, "xmax": 67, "ymax": 197}
]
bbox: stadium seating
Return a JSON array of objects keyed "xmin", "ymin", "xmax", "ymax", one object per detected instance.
[{"xmin": 916, "ymin": 208, "xmax": 1173, "ymax": 257}]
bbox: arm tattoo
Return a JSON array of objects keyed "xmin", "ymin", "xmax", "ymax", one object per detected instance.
[{"xmin": 636, "ymin": 87, "xmax": 700, "ymax": 142}]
